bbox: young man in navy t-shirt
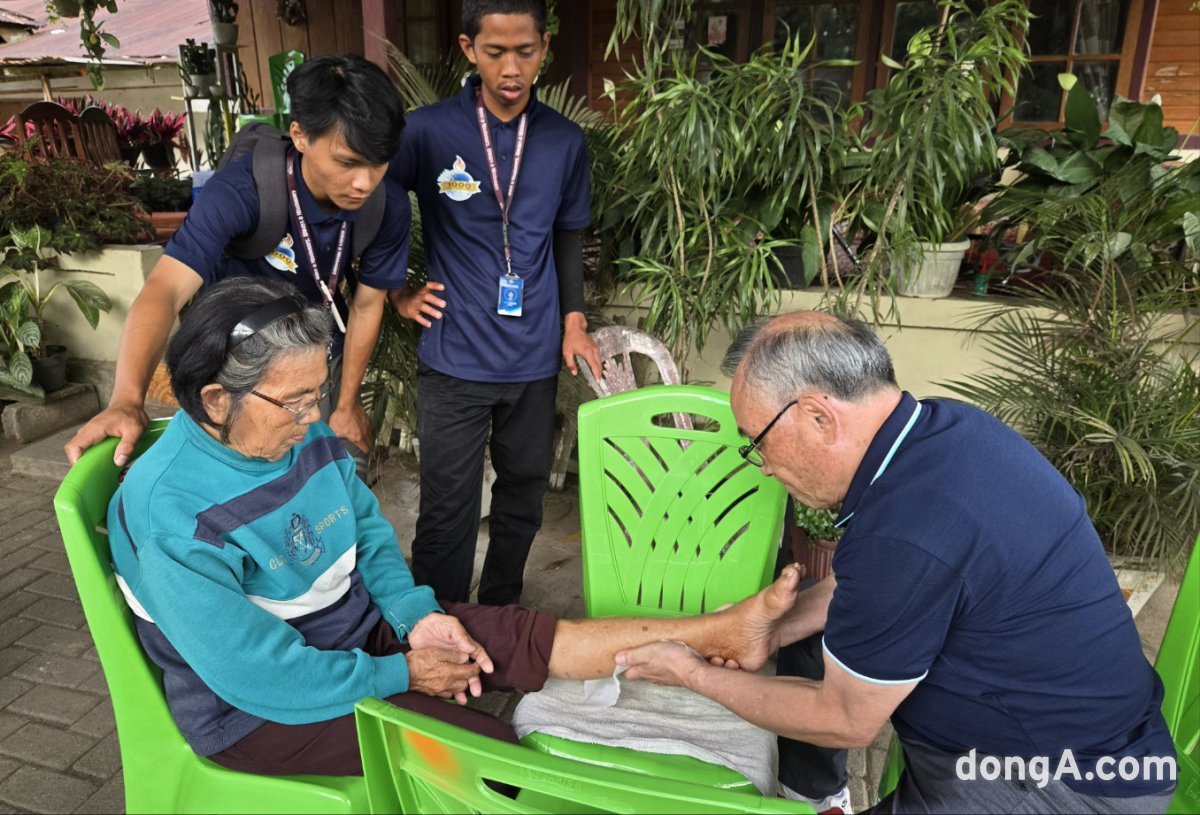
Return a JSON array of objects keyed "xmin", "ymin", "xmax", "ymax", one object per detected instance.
[
  {"xmin": 616, "ymin": 311, "xmax": 1177, "ymax": 813},
  {"xmin": 388, "ymin": 0, "xmax": 601, "ymax": 606},
  {"xmin": 66, "ymin": 55, "xmax": 411, "ymax": 470}
]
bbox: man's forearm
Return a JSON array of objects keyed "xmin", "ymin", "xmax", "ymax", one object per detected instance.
[
  {"xmin": 109, "ymin": 280, "xmax": 188, "ymax": 407},
  {"xmin": 338, "ymin": 286, "xmax": 386, "ymax": 406},
  {"xmin": 687, "ymin": 665, "xmax": 868, "ymax": 747}
]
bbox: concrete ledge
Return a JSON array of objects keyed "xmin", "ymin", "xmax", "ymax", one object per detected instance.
[
  {"xmin": 8, "ymin": 426, "xmax": 78, "ymax": 481},
  {"xmin": 1, "ymin": 385, "xmax": 99, "ymax": 445}
]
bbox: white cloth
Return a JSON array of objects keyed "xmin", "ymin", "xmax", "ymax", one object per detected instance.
[{"xmin": 513, "ymin": 676, "xmax": 779, "ymax": 795}]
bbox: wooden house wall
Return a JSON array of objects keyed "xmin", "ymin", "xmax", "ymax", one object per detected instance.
[{"xmin": 1143, "ymin": 0, "xmax": 1200, "ymax": 137}]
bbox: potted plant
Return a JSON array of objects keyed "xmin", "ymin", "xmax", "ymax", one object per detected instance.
[
  {"xmin": 141, "ymin": 109, "xmax": 187, "ymax": 174},
  {"xmin": 789, "ymin": 502, "xmax": 842, "ymax": 581},
  {"xmin": 180, "ymin": 39, "xmax": 217, "ymax": 99},
  {"xmin": 208, "ymin": 0, "xmax": 239, "ymax": 46},
  {"xmin": 0, "ymin": 226, "xmax": 112, "ymax": 394},
  {"xmin": 0, "ymin": 150, "xmax": 149, "ymax": 252},
  {"xmin": 842, "ymin": 0, "xmax": 1029, "ymax": 302}
]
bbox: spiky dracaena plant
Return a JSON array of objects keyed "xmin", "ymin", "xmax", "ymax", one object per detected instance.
[{"xmin": 943, "ymin": 157, "xmax": 1200, "ymax": 574}]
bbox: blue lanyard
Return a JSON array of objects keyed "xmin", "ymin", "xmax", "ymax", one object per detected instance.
[{"xmin": 835, "ymin": 401, "xmax": 923, "ymax": 530}]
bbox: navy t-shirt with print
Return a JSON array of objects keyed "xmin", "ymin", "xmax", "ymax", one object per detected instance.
[
  {"xmin": 823, "ymin": 394, "xmax": 1174, "ymax": 797},
  {"xmin": 165, "ymin": 151, "xmax": 411, "ymax": 357},
  {"xmin": 389, "ymin": 76, "xmax": 590, "ymax": 383}
]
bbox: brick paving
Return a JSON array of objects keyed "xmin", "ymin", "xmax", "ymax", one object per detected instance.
[{"xmin": 0, "ymin": 443, "xmax": 118, "ymax": 815}]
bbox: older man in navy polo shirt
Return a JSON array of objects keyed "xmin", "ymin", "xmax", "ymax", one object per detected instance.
[
  {"xmin": 388, "ymin": 0, "xmax": 600, "ymax": 607},
  {"xmin": 616, "ymin": 311, "xmax": 1177, "ymax": 814}
]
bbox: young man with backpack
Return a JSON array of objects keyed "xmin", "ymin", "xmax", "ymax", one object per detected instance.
[
  {"xmin": 388, "ymin": 0, "xmax": 601, "ymax": 606},
  {"xmin": 66, "ymin": 55, "xmax": 409, "ymax": 471}
]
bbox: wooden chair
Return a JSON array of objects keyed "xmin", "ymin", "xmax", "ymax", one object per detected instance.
[
  {"xmin": 79, "ymin": 106, "xmax": 122, "ymax": 165},
  {"xmin": 551, "ymin": 326, "xmax": 690, "ymax": 489},
  {"xmin": 14, "ymin": 101, "xmax": 86, "ymax": 162}
]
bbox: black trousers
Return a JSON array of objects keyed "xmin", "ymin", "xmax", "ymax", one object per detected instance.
[
  {"xmin": 775, "ymin": 497, "xmax": 850, "ymax": 799},
  {"xmin": 412, "ymin": 364, "xmax": 558, "ymax": 606}
]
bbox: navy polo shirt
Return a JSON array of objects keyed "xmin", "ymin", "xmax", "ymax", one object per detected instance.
[
  {"xmin": 823, "ymin": 393, "xmax": 1174, "ymax": 797},
  {"xmin": 166, "ymin": 151, "xmax": 411, "ymax": 357},
  {"xmin": 389, "ymin": 75, "xmax": 590, "ymax": 383}
]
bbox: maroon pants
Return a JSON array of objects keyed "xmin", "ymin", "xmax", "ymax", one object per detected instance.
[{"xmin": 209, "ymin": 601, "xmax": 558, "ymax": 776}]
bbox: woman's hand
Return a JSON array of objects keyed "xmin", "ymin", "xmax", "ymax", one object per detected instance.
[
  {"xmin": 405, "ymin": 647, "xmax": 483, "ymax": 704},
  {"xmin": 409, "ymin": 613, "xmax": 494, "ymax": 675}
]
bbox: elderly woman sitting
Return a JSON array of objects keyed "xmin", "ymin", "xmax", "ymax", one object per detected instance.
[{"xmin": 107, "ymin": 277, "xmax": 783, "ymax": 777}]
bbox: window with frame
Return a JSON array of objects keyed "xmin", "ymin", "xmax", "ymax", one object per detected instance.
[
  {"xmin": 767, "ymin": 0, "xmax": 867, "ymax": 109},
  {"xmin": 1011, "ymin": 0, "xmax": 1135, "ymax": 123},
  {"xmin": 400, "ymin": 0, "xmax": 445, "ymax": 66}
]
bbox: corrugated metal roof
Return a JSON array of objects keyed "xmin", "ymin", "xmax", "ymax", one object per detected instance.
[
  {"xmin": 0, "ymin": 8, "xmax": 37, "ymax": 27},
  {"xmin": 0, "ymin": 0, "xmax": 210, "ymax": 65}
]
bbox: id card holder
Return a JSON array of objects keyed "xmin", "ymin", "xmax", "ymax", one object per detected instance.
[{"xmin": 497, "ymin": 274, "xmax": 524, "ymax": 317}]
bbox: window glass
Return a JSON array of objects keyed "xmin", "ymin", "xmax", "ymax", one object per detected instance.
[
  {"xmin": 1014, "ymin": 61, "xmax": 1067, "ymax": 122},
  {"xmin": 1026, "ymin": 0, "xmax": 1072, "ymax": 55},
  {"xmin": 890, "ymin": 1, "xmax": 942, "ymax": 57},
  {"xmin": 1075, "ymin": 0, "xmax": 1128, "ymax": 54},
  {"xmin": 1076, "ymin": 61, "xmax": 1118, "ymax": 118},
  {"xmin": 816, "ymin": 4, "xmax": 858, "ymax": 60}
]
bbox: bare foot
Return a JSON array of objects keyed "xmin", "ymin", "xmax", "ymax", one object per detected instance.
[{"xmin": 707, "ymin": 563, "xmax": 802, "ymax": 671}]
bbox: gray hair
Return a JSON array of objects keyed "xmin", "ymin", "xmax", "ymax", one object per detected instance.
[
  {"xmin": 166, "ymin": 277, "xmax": 332, "ymax": 442},
  {"xmin": 721, "ymin": 312, "xmax": 897, "ymax": 404}
]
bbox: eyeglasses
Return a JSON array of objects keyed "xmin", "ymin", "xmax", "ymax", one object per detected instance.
[
  {"xmin": 249, "ymin": 386, "xmax": 329, "ymax": 424},
  {"xmin": 738, "ymin": 400, "xmax": 797, "ymax": 466}
]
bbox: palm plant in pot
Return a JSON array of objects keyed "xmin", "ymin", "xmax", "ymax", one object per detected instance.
[
  {"xmin": 841, "ymin": 0, "xmax": 1029, "ymax": 308},
  {"xmin": 0, "ymin": 226, "xmax": 112, "ymax": 396}
]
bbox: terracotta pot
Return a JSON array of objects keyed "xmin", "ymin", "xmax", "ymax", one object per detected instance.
[
  {"xmin": 149, "ymin": 211, "xmax": 187, "ymax": 243},
  {"xmin": 790, "ymin": 526, "xmax": 837, "ymax": 582}
]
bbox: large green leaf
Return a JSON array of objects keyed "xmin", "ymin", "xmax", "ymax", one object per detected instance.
[
  {"xmin": 9, "ymin": 225, "xmax": 50, "ymax": 255},
  {"xmin": 15, "ymin": 320, "xmax": 40, "ymax": 351},
  {"xmin": 1062, "ymin": 78, "xmax": 1100, "ymax": 149},
  {"xmin": 63, "ymin": 280, "xmax": 112, "ymax": 329},
  {"xmin": 2, "ymin": 350, "xmax": 33, "ymax": 386}
]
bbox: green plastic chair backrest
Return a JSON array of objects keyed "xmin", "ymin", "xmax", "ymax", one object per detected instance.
[
  {"xmin": 53, "ymin": 421, "xmax": 365, "ymax": 814},
  {"xmin": 1157, "ymin": 535, "xmax": 1200, "ymax": 814},
  {"xmin": 578, "ymin": 385, "xmax": 788, "ymax": 618},
  {"xmin": 355, "ymin": 697, "xmax": 813, "ymax": 814}
]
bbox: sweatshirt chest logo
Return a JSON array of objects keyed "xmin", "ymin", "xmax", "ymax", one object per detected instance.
[
  {"xmin": 284, "ymin": 512, "xmax": 324, "ymax": 567},
  {"xmin": 265, "ymin": 233, "xmax": 298, "ymax": 274},
  {"xmin": 437, "ymin": 155, "xmax": 481, "ymax": 202}
]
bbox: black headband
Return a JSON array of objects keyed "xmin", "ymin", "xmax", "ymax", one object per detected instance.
[{"xmin": 228, "ymin": 297, "xmax": 307, "ymax": 347}]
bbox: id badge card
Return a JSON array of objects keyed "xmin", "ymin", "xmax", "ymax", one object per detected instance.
[{"xmin": 497, "ymin": 274, "xmax": 524, "ymax": 317}]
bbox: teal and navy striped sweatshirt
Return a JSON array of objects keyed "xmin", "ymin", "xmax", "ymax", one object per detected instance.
[{"xmin": 107, "ymin": 412, "xmax": 442, "ymax": 756}]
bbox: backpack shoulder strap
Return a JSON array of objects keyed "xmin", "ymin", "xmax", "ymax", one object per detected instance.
[
  {"xmin": 228, "ymin": 134, "xmax": 292, "ymax": 260},
  {"xmin": 350, "ymin": 182, "xmax": 387, "ymax": 262}
]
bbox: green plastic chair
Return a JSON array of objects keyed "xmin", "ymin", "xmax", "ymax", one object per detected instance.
[
  {"xmin": 576, "ymin": 385, "xmax": 788, "ymax": 618},
  {"xmin": 355, "ymin": 697, "xmax": 814, "ymax": 814},
  {"xmin": 522, "ymin": 385, "xmax": 788, "ymax": 791},
  {"xmin": 1157, "ymin": 535, "xmax": 1200, "ymax": 814},
  {"xmin": 53, "ymin": 421, "xmax": 368, "ymax": 814}
]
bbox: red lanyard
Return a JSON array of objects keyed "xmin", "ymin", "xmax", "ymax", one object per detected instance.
[
  {"xmin": 475, "ymin": 89, "xmax": 529, "ymax": 277},
  {"xmin": 285, "ymin": 150, "xmax": 348, "ymax": 333}
]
